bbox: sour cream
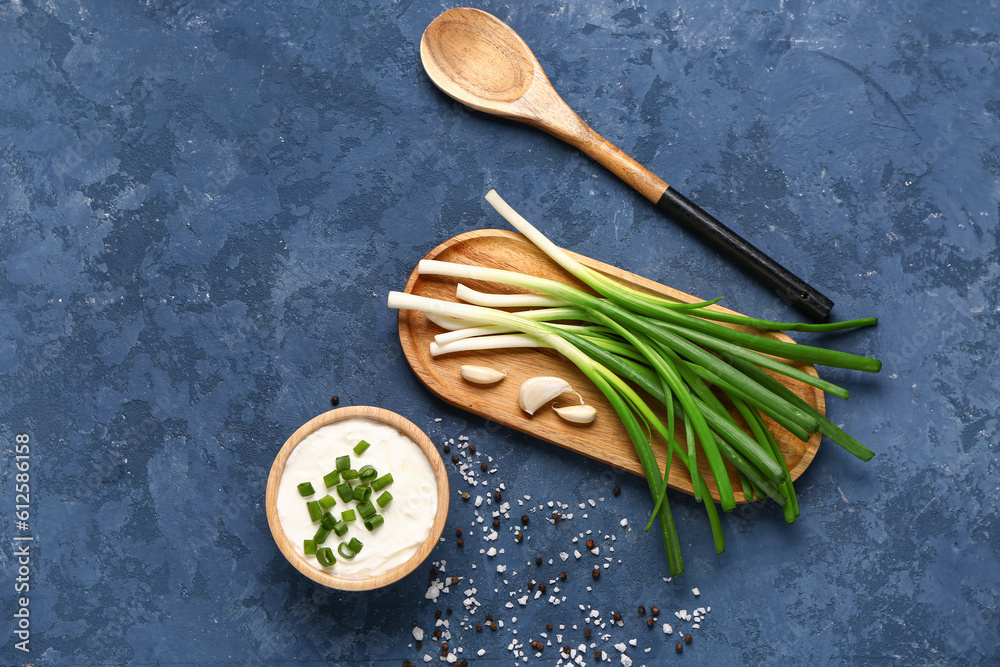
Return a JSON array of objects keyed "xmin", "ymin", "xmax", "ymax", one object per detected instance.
[{"xmin": 276, "ymin": 418, "xmax": 438, "ymax": 578}]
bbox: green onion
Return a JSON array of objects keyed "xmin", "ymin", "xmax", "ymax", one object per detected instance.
[
  {"xmin": 323, "ymin": 470, "xmax": 341, "ymax": 488},
  {"xmin": 336, "ymin": 482, "xmax": 354, "ymax": 503},
  {"xmin": 364, "ymin": 515, "xmax": 385, "ymax": 531},
  {"xmin": 341, "ymin": 468, "xmax": 359, "ymax": 480},
  {"xmin": 371, "ymin": 473, "xmax": 393, "ymax": 491},
  {"xmin": 303, "ymin": 539, "xmax": 316, "ymax": 555},
  {"xmin": 320, "ymin": 512, "xmax": 337, "ymax": 530},
  {"xmin": 338, "ymin": 542, "xmax": 357, "ymax": 560},
  {"xmin": 387, "ymin": 189, "xmax": 882, "ymax": 575},
  {"xmin": 335, "ymin": 455, "xmax": 350, "ymax": 472},
  {"xmin": 306, "ymin": 500, "xmax": 322, "ymax": 522},
  {"xmin": 376, "ymin": 491, "xmax": 393, "ymax": 508},
  {"xmin": 333, "ymin": 520, "xmax": 349, "ymax": 537},
  {"xmin": 316, "ymin": 547, "xmax": 336, "ymax": 567},
  {"xmin": 314, "ymin": 526, "xmax": 330, "ymax": 545},
  {"xmin": 358, "ymin": 464, "xmax": 377, "ymax": 483},
  {"xmin": 348, "ymin": 537, "xmax": 364, "ymax": 554},
  {"xmin": 356, "ymin": 500, "xmax": 377, "ymax": 520},
  {"xmin": 318, "ymin": 494, "xmax": 337, "ymax": 510},
  {"xmin": 341, "ymin": 509, "xmax": 356, "ymax": 522},
  {"xmin": 353, "ymin": 440, "xmax": 371, "ymax": 455},
  {"xmin": 297, "ymin": 482, "xmax": 315, "ymax": 497},
  {"xmin": 353, "ymin": 485, "xmax": 372, "ymax": 502}
]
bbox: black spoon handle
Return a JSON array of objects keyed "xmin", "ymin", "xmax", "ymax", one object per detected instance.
[{"xmin": 655, "ymin": 187, "xmax": 834, "ymax": 321}]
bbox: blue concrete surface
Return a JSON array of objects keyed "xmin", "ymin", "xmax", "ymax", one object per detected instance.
[{"xmin": 1, "ymin": 0, "xmax": 998, "ymax": 664}]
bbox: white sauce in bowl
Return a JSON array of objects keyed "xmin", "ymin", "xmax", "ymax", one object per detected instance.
[{"xmin": 275, "ymin": 418, "xmax": 438, "ymax": 578}]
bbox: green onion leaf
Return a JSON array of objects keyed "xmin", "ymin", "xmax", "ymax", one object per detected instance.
[
  {"xmin": 336, "ymin": 482, "xmax": 354, "ymax": 503},
  {"xmin": 297, "ymin": 482, "xmax": 315, "ymax": 497},
  {"xmin": 335, "ymin": 455, "xmax": 350, "ymax": 472},
  {"xmin": 352, "ymin": 485, "xmax": 372, "ymax": 502},
  {"xmin": 341, "ymin": 509, "xmax": 356, "ymax": 522},
  {"xmin": 358, "ymin": 464, "xmax": 377, "ymax": 483},
  {"xmin": 323, "ymin": 470, "xmax": 341, "ymax": 488},
  {"xmin": 341, "ymin": 468, "xmax": 359, "ymax": 480},
  {"xmin": 316, "ymin": 547, "xmax": 336, "ymax": 567},
  {"xmin": 333, "ymin": 520, "xmax": 349, "ymax": 537},
  {"xmin": 320, "ymin": 512, "xmax": 337, "ymax": 530},
  {"xmin": 313, "ymin": 526, "xmax": 330, "ymax": 545},
  {"xmin": 306, "ymin": 500, "xmax": 322, "ymax": 522},
  {"xmin": 318, "ymin": 494, "xmax": 337, "ymax": 510},
  {"xmin": 364, "ymin": 515, "xmax": 384, "ymax": 531},
  {"xmin": 376, "ymin": 491, "xmax": 393, "ymax": 508},
  {"xmin": 353, "ymin": 440, "xmax": 371, "ymax": 455},
  {"xmin": 338, "ymin": 542, "xmax": 357, "ymax": 560},
  {"xmin": 371, "ymin": 473, "xmax": 394, "ymax": 491},
  {"xmin": 356, "ymin": 500, "xmax": 377, "ymax": 520},
  {"xmin": 303, "ymin": 539, "xmax": 316, "ymax": 555},
  {"xmin": 348, "ymin": 537, "xmax": 364, "ymax": 554}
]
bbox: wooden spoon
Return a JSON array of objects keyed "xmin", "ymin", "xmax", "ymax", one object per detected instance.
[{"xmin": 420, "ymin": 7, "xmax": 834, "ymax": 321}]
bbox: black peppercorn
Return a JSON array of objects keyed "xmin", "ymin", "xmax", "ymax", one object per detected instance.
[
  {"xmin": 457, "ymin": 539, "xmax": 464, "ymax": 547},
  {"xmin": 468, "ymin": 445, "xmax": 476, "ymax": 453},
  {"xmin": 613, "ymin": 612, "xmax": 622, "ymax": 622},
  {"xmin": 586, "ymin": 539, "xmax": 595, "ymax": 549},
  {"xmin": 546, "ymin": 622, "xmax": 553, "ymax": 631},
  {"xmin": 481, "ymin": 461, "xmax": 487, "ymax": 471},
  {"xmin": 521, "ymin": 515, "xmax": 530, "ymax": 524},
  {"xmin": 559, "ymin": 572, "xmax": 567, "ymax": 581},
  {"xmin": 476, "ymin": 624, "xmax": 482, "ymax": 632},
  {"xmin": 528, "ymin": 581, "xmax": 535, "ymax": 590},
  {"xmin": 490, "ymin": 621, "xmax": 497, "ymax": 630},
  {"xmin": 430, "ymin": 568, "xmax": 438, "ymax": 579},
  {"xmin": 444, "ymin": 444, "xmax": 450, "ymax": 453},
  {"xmin": 492, "ymin": 518, "xmax": 500, "ymax": 528},
  {"xmin": 613, "ymin": 486, "xmax": 620, "ymax": 496},
  {"xmin": 535, "ymin": 556, "xmax": 543, "ymax": 566},
  {"xmin": 647, "ymin": 617, "xmax": 654, "ymax": 627},
  {"xmin": 685, "ymin": 634, "xmax": 692, "ymax": 644},
  {"xmin": 594, "ymin": 651, "xmax": 602, "ymax": 661},
  {"xmin": 451, "ymin": 454, "xmax": 459, "ymax": 463},
  {"xmin": 330, "ymin": 395, "xmax": 339, "ymax": 406},
  {"xmin": 592, "ymin": 568, "xmax": 600, "ymax": 579},
  {"xmin": 434, "ymin": 610, "xmax": 441, "ymax": 618},
  {"xmin": 450, "ymin": 576, "xmax": 459, "ymax": 585},
  {"xmin": 584, "ymin": 628, "xmax": 591, "ymax": 638},
  {"xmin": 675, "ymin": 643, "xmax": 683, "ymax": 652},
  {"xmin": 638, "ymin": 605, "xmax": 646, "ymax": 615},
  {"xmin": 456, "ymin": 528, "xmax": 463, "ymax": 536},
  {"xmin": 651, "ymin": 606, "xmax": 660, "ymax": 616},
  {"xmin": 493, "ymin": 491, "xmax": 502, "ymax": 502},
  {"xmin": 538, "ymin": 583, "xmax": 547, "ymax": 594},
  {"xmin": 515, "ymin": 533, "xmax": 523, "ymax": 543}
]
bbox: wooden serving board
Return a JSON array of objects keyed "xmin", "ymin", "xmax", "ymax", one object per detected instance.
[{"xmin": 397, "ymin": 229, "xmax": 824, "ymax": 502}]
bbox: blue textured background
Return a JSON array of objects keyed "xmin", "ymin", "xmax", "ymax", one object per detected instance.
[{"xmin": 2, "ymin": 0, "xmax": 998, "ymax": 664}]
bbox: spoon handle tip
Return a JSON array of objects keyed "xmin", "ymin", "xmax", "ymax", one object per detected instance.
[{"xmin": 655, "ymin": 187, "xmax": 834, "ymax": 321}]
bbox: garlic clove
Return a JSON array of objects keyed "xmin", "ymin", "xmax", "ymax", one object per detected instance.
[
  {"xmin": 553, "ymin": 404, "xmax": 597, "ymax": 424},
  {"xmin": 518, "ymin": 376, "xmax": 574, "ymax": 415},
  {"xmin": 460, "ymin": 365, "xmax": 507, "ymax": 385}
]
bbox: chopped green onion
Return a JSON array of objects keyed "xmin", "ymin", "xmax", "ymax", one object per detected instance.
[
  {"xmin": 320, "ymin": 512, "xmax": 337, "ymax": 530},
  {"xmin": 353, "ymin": 440, "xmax": 371, "ymax": 455},
  {"xmin": 303, "ymin": 539, "xmax": 316, "ymax": 555},
  {"xmin": 335, "ymin": 455, "xmax": 350, "ymax": 472},
  {"xmin": 306, "ymin": 500, "xmax": 322, "ymax": 522},
  {"xmin": 338, "ymin": 542, "xmax": 357, "ymax": 560},
  {"xmin": 336, "ymin": 482, "xmax": 353, "ymax": 502},
  {"xmin": 341, "ymin": 509, "xmax": 356, "ymax": 522},
  {"xmin": 358, "ymin": 464, "xmax": 377, "ymax": 483},
  {"xmin": 318, "ymin": 494, "xmax": 337, "ymax": 510},
  {"xmin": 364, "ymin": 515, "xmax": 385, "ymax": 531},
  {"xmin": 314, "ymin": 526, "xmax": 330, "ymax": 545},
  {"xmin": 348, "ymin": 537, "xmax": 363, "ymax": 554},
  {"xmin": 353, "ymin": 485, "xmax": 372, "ymax": 502},
  {"xmin": 333, "ymin": 520, "xmax": 349, "ymax": 537},
  {"xmin": 356, "ymin": 500, "xmax": 376, "ymax": 520},
  {"xmin": 323, "ymin": 470, "xmax": 341, "ymax": 488},
  {"xmin": 316, "ymin": 547, "xmax": 336, "ymax": 567},
  {"xmin": 376, "ymin": 491, "xmax": 393, "ymax": 508},
  {"xmin": 341, "ymin": 468, "xmax": 359, "ymax": 480},
  {"xmin": 371, "ymin": 473, "xmax": 394, "ymax": 491},
  {"xmin": 297, "ymin": 482, "xmax": 315, "ymax": 497}
]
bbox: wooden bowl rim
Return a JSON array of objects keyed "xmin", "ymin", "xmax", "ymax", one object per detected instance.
[{"xmin": 265, "ymin": 406, "xmax": 450, "ymax": 591}]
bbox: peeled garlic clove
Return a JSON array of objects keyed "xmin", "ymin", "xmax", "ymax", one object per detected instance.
[
  {"xmin": 460, "ymin": 365, "xmax": 507, "ymax": 384},
  {"xmin": 553, "ymin": 404, "xmax": 597, "ymax": 424},
  {"xmin": 518, "ymin": 376, "xmax": 574, "ymax": 415}
]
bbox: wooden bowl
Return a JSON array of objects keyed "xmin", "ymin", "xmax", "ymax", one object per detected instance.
[{"xmin": 265, "ymin": 406, "xmax": 449, "ymax": 591}]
